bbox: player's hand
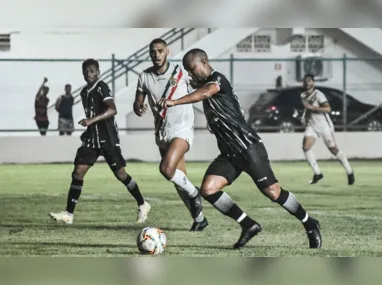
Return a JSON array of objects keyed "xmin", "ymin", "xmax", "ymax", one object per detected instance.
[
  {"xmin": 78, "ymin": 118, "xmax": 92, "ymax": 127},
  {"xmin": 304, "ymin": 103, "xmax": 315, "ymax": 110},
  {"xmin": 134, "ymin": 102, "xmax": 148, "ymax": 117},
  {"xmin": 300, "ymin": 117, "xmax": 306, "ymax": 126},
  {"xmin": 157, "ymin": 99, "xmax": 175, "ymax": 109}
]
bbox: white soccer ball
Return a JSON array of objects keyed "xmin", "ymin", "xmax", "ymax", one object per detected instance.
[{"xmin": 137, "ymin": 227, "xmax": 167, "ymax": 255}]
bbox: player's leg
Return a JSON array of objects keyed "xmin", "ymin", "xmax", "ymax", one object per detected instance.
[
  {"xmin": 323, "ymin": 130, "xmax": 355, "ymax": 185},
  {"xmin": 102, "ymin": 146, "xmax": 149, "ymax": 223},
  {"xmin": 245, "ymin": 143, "xmax": 322, "ymax": 248},
  {"xmin": 36, "ymin": 120, "xmax": 47, "ymax": 136},
  {"xmin": 303, "ymin": 126, "xmax": 323, "ymax": 184},
  {"xmin": 49, "ymin": 146, "xmax": 98, "ymax": 224},
  {"xmin": 159, "ymin": 138, "xmax": 207, "ymax": 230},
  {"xmin": 175, "ymin": 155, "xmax": 208, "ymax": 231},
  {"xmin": 58, "ymin": 118, "xmax": 65, "ymax": 136},
  {"xmin": 66, "ymin": 119, "xmax": 74, "ymax": 136},
  {"xmin": 201, "ymin": 155, "xmax": 262, "ymax": 249}
]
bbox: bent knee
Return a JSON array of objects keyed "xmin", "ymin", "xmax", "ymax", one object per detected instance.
[
  {"xmin": 159, "ymin": 163, "xmax": 176, "ymax": 180},
  {"xmin": 114, "ymin": 168, "xmax": 127, "ymax": 181},
  {"xmin": 302, "ymin": 145, "xmax": 311, "ymax": 152},
  {"xmin": 200, "ymin": 181, "xmax": 221, "ymax": 197},
  {"xmin": 328, "ymin": 147, "xmax": 339, "ymax": 155},
  {"xmin": 261, "ymin": 183, "xmax": 281, "ymax": 201},
  {"xmin": 72, "ymin": 166, "xmax": 88, "ymax": 180}
]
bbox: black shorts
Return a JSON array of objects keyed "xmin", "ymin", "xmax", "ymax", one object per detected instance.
[
  {"xmin": 74, "ymin": 145, "xmax": 126, "ymax": 171},
  {"xmin": 205, "ymin": 142, "xmax": 278, "ymax": 190}
]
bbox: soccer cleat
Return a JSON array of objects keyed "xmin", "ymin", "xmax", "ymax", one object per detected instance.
[
  {"xmin": 189, "ymin": 192, "xmax": 203, "ymax": 220},
  {"xmin": 233, "ymin": 223, "xmax": 262, "ymax": 249},
  {"xmin": 190, "ymin": 217, "xmax": 209, "ymax": 231},
  {"xmin": 347, "ymin": 173, "xmax": 355, "ymax": 185},
  {"xmin": 306, "ymin": 218, "xmax": 322, "ymax": 249},
  {"xmin": 49, "ymin": 211, "xmax": 73, "ymax": 225},
  {"xmin": 309, "ymin": 173, "xmax": 324, "ymax": 184},
  {"xmin": 136, "ymin": 201, "xmax": 151, "ymax": 223}
]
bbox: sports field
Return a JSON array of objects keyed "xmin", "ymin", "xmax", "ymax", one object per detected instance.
[{"xmin": 0, "ymin": 161, "xmax": 381, "ymax": 257}]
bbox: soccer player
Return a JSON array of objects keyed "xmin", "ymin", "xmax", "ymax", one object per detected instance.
[
  {"xmin": 158, "ymin": 49, "xmax": 322, "ymax": 249},
  {"xmin": 133, "ymin": 38, "xmax": 208, "ymax": 231},
  {"xmin": 301, "ymin": 74, "xmax": 355, "ymax": 185},
  {"xmin": 49, "ymin": 59, "xmax": 150, "ymax": 224}
]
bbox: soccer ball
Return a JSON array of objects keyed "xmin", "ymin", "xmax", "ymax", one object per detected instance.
[{"xmin": 137, "ymin": 227, "xmax": 167, "ymax": 255}]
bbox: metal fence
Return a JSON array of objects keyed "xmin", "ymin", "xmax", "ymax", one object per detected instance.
[{"xmin": 0, "ymin": 55, "xmax": 382, "ymax": 134}]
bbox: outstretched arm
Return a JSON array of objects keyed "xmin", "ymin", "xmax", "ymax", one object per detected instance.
[
  {"xmin": 36, "ymin": 77, "xmax": 48, "ymax": 98},
  {"xmin": 158, "ymin": 82, "xmax": 220, "ymax": 108}
]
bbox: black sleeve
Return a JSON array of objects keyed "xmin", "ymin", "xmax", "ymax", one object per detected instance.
[
  {"xmin": 98, "ymin": 81, "xmax": 113, "ymax": 102},
  {"xmin": 206, "ymin": 72, "xmax": 223, "ymax": 88}
]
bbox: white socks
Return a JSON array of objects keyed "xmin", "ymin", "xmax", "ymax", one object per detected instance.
[
  {"xmin": 170, "ymin": 169, "xmax": 198, "ymax": 198},
  {"xmin": 336, "ymin": 151, "xmax": 353, "ymax": 174},
  {"xmin": 304, "ymin": 150, "xmax": 321, "ymax": 175}
]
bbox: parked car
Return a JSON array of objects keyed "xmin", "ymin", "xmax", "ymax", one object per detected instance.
[{"xmin": 247, "ymin": 86, "xmax": 382, "ymax": 133}]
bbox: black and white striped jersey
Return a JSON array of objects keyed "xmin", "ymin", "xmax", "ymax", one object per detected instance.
[
  {"xmin": 79, "ymin": 80, "xmax": 120, "ymax": 148},
  {"xmin": 202, "ymin": 71, "xmax": 261, "ymax": 156}
]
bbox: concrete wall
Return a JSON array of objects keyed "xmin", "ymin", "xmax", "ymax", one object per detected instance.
[
  {"xmin": 0, "ymin": 28, "xmax": 209, "ymax": 131},
  {"xmin": 1, "ymin": 132, "xmax": 382, "ymax": 164}
]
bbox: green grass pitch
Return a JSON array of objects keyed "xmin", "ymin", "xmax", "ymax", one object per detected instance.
[{"xmin": 0, "ymin": 161, "xmax": 381, "ymax": 257}]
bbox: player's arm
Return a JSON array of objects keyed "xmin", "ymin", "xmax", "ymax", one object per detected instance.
[
  {"xmin": 304, "ymin": 92, "xmax": 331, "ymax": 113},
  {"xmin": 55, "ymin": 96, "xmax": 62, "ymax": 112},
  {"xmin": 36, "ymin": 77, "xmax": 48, "ymax": 99},
  {"xmin": 133, "ymin": 90, "xmax": 148, "ymax": 116},
  {"xmin": 158, "ymin": 82, "xmax": 219, "ymax": 108},
  {"xmin": 79, "ymin": 99, "xmax": 117, "ymax": 127},
  {"xmin": 79, "ymin": 82, "xmax": 117, "ymax": 127},
  {"xmin": 133, "ymin": 74, "xmax": 148, "ymax": 116}
]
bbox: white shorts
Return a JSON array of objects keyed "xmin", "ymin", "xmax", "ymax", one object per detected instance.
[
  {"xmin": 304, "ymin": 125, "xmax": 336, "ymax": 148},
  {"xmin": 155, "ymin": 127, "xmax": 194, "ymax": 151}
]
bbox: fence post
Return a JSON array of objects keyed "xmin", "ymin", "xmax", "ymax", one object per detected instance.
[
  {"xmin": 125, "ymin": 66, "xmax": 129, "ymax": 86},
  {"xmin": 181, "ymin": 28, "xmax": 184, "ymax": 50},
  {"xmin": 111, "ymin": 53, "xmax": 116, "ymax": 100},
  {"xmin": 342, "ymin": 53, "xmax": 347, "ymax": 132},
  {"xmin": 230, "ymin": 54, "xmax": 234, "ymax": 84}
]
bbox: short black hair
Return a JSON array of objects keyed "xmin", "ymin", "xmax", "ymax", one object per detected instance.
[
  {"xmin": 82, "ymin": 58, "xmax": 99, "ymax": 70},
  {"xmin": 304, "ymin": 74, "xmax": 315, "ymax": 81},
  {"xmin": 149, "ymin": 38, "xmax": 167, "ymax": 49},
  {"xmin": 182, "ymin": 48, "xmax": 208, "ymax": 67}
]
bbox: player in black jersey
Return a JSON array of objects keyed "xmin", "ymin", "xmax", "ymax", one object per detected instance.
[
  {"xmin": 158, "ymin": 49, "xmax": 322, "ymax": 249},
  {"xmin": 49, "ymin": 59, "xmax": 150, "ymax": 225}
]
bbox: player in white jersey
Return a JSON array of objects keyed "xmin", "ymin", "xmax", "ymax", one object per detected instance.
[
  {"xmin": 301, "ymin": 74, "xmax": 355, "ymax": 185},
  {"xmin": 133, "ymin": 38, "xmax": 208, "ymax": 231}
]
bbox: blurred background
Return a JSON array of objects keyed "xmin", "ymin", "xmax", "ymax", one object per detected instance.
[
  {"xmin": 1, "ymin": 27, "xmax": 382, "ymax": 134},
  {"xmin": 2, "ymin": 25, "xmax": 382, "ymax": 162}
]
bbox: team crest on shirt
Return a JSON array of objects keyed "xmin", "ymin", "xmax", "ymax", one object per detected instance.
[{"xmin": 170, "ymin": 76, "xmax": 177, "ymax": 87}]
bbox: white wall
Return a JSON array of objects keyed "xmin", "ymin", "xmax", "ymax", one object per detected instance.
[
  {"xmin": 0, "ymin": 28, "xmax": 209, "ymax": 131},
  {"xmin": 1, "ymin": 28, "xmax": 382, "ymax": 132},
  {"xmin": 1, "ymin": 132, "xmax": 382, "ymax": 164}
]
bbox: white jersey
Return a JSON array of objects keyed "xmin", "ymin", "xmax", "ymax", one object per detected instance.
[
  {"xmin": 301, "ymin": 89, "xmax": 333, "ymax": 131},
  {"xmin": 137, "ymin": 62, "xmax": 194, "ymax": 147}
]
